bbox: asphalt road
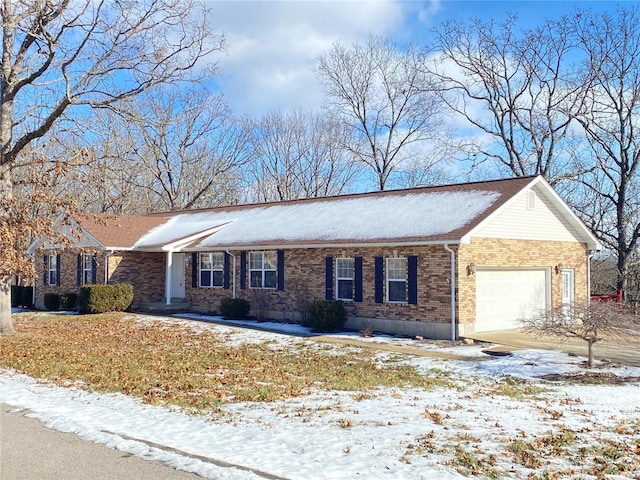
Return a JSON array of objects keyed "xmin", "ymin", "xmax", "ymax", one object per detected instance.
[{"xmin": 0, "ymin": 403, "xmax": 203, "ymax": 480}]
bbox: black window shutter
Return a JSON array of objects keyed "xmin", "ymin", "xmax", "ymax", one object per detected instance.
[
  {"xmin": 55, "ymin": 254, "xmax": 61, "ymax": 286},
  {"xmin": 354, "ymin": 257, "xmax": 363, "ymax": 302},
  {"xmin": 325, "ymin": 256, "xmax": 333, "ymax": 300},
  {"xmin": 374, "ymin": 256, "xmax": 384, "ymax": 303},
  {"xmin": 191, "ymin": 253, "xmax": 198, "ymax": 288},
  {"xmin": 223, "ymin": 253, "xmax": 230, "ymax": 289},
  {"xmin": 77, "ymin": 254, "xmax": 82, "ymax": 286},
  {"xmin": 408, "ymin": 255, "xmax": 418, "ymax": 305},
  {"xmin": 240, "ymin": 251, "xmax": 247, "ymax": 290},
  {"xmin": 43, "ymin": 254, "xmax": 47, "ymax": 286},
  {"xmin": 277, "ymin": 250, "xmax": 285, "ymax": 291},
  {"xmin": 92, "ymin": 254, "xmax": 97, "ymax": 284}
]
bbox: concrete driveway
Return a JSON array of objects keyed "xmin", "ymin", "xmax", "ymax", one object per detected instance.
[{"xmin": 468, "ymin": 329, "xmax": 640, "ymax": 367}]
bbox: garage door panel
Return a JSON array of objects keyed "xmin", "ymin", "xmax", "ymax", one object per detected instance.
[{"xmin": 475, "ymin": 269, "xmax": 548, "ymax": 332}]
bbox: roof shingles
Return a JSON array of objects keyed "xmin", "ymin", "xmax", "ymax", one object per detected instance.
[{"xmin": 75, "ymin": 177, "xmax": 537, "ymax": 250}]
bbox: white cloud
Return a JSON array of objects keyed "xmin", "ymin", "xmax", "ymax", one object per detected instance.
[
  {"xmin": 207, "ymin": 0, "xmax": 410, "ymax": 116},
  {"xmin": 417, "ymin": 0, "xmax": 443, "ymax": 25}
]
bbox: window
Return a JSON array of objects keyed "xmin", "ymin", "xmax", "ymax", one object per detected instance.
[
  {"xmin": 386, "ymin": 257, "xmax": 407, "ymax": 303},
  {"xmin": 81, "ymin": 254, "xmax": 94, "ymax": 285},
  {"xmin": 336, "ymin": 258, "xmax": 354, "ymax": 300},
  {"xmin": 249, "ymin": 251, "xmax": 277, "ymax": 289},
  {"xmin": 200, "ymin": 252, "xmax": 224, "ymax": 287},
  {"xmin": 48, "ymin": 254, "xmax": 58, "ymax": 286}
]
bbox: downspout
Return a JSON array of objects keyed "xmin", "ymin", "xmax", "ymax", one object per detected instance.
[
  {"xmin": 104, "ymin": 251, "xmax": 114, "ymax": 285},
  {"xmin": 165, "ymin": 251, "xmax": 173, "ymax": 305},
  {"xmin": 30, "ymin": 254, "xmax": 36, "ymax": 307},
  {"xmin": 587, "ymin": 250, "xmax": 594, "ymax": 304},
  {"xmin": 444, "ymin": 244, "xmax": 456, "ymax": 341},
  {"xmin": 226, "ymin": 250, "xmax": 236, "ymax": 299}
]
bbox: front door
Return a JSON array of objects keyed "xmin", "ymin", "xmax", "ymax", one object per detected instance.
[
  {"xmin": 561, "ymin": 269, "xmax": 574, "ymax": 306},
  {"xmin": 171, "ymin": 253, "xmax": 186, "ymax": 301},
  {"xmin": 561, "ymin": 269, "xmax": 574, "ymax": 321}
]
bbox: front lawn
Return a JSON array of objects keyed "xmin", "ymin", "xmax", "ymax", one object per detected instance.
[
  {"xmin": 2, "ymin": 311, "xmax": 639, "ymax": 479},
  {"xmin": 0, "ymin": 312, "xmax": 447, "ymax": 411}
]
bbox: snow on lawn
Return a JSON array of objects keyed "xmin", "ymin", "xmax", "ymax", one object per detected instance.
[{"xmin": 2, "ymin": 315, "xmax": 640, "ymax": 479}]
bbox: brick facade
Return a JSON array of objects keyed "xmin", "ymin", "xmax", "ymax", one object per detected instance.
[
  {"xmin": 36, "ymin": 250, "xmax": 105, "ymax": 309},
  {"xmin": 186, "ymin": 246, "xmax": 454, "ymax": 325},
  {"xmin": 457, "ymin": 238, "xmax": 588, "ymax": 331},
  {"xmin": 108, "ymin": 252, "xmax": 166, "ymax": 304},
  {"xmin": 34, "ymin": 238, "xmax": 590, "ymax": 339},
  {"xmin": 35, "ymin": 250, "xmax": 165, "ymax": 308}
]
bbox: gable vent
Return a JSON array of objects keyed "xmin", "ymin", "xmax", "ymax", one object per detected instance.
[{"xmin": 527, "ymin": 191, "xmax": 536, "ymax": 210}]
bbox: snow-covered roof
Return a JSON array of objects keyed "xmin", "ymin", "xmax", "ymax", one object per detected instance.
[
  {"xmin": 134, "ymin": 190, "xmax": 500, "ymax": 249},
  {"xmin": 64, "ymin": 176, "xmax": 597, "ymax": 251}
]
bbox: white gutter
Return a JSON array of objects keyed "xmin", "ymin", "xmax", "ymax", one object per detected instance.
[
  {"xmin": 443, "ymin": 244, "xmax": 456, "ymax": 341},
  {"xmin": 186, "ymin": 239, "xmax": 463, "ymax": 253},
  {"xmin": 30, "ymin": 254, "xmax": 36, "ymax": 307},
  {"xmin": 226, "ymin": 250, "xmax": 236, "ymax": 299}
]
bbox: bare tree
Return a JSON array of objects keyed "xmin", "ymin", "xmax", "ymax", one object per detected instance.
[
  {"xmin": 245, "ymin": 109, "xmax": 360, "ymax": 202},
  {"xmin": 430, "ymin": 15, "xmax": 583, "ymax": 183},
  {"xmin": 0, "ymin": 0, "xmax": 221, "ymax": 333},
  {"xmin": 522, "ymin": 301, "xmax": 639, "ymax": 367},
  {"xmin": 84, "ymin": 85, "xmax": 248, "ymax": 212},
  {"xmin": 568, "ymin": 7, "xmax": 640, "ymax": 298},
  {"xmin": 23, "ymin": 125, "xmax": 151, "ymax": 215},
  {"xmin": 317, "ymin": 36, "xmax": 448, "ymax": 191}
]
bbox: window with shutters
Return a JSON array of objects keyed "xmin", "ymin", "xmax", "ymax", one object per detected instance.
[
  {"xmin": 386, "ymin": 257, "xmax": 407, "ymax": 303},
  {"xmin": 199, "ymin": 252, "xmax": 224, "ymax": 287},
  {"xmin": 336, "ymin": 258, "xmax": 354, "ymax": 300},
  {"xmin": 48, "ymin": 254, "xmax": 59, "ymax": 286},
  {"xmin": 249, "ymin": 251, "xmax": 277, "ymax": 289},
  {"xmin": 81, "ymin": 254, "xmax": 94, "ymax": 285}
]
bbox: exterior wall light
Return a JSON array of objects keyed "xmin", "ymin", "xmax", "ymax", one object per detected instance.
[{"xmin": 467, "ymin": 263, "xmax": 476, "ymax": 275}]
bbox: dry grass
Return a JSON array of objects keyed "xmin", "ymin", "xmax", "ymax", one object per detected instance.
[{"xmin": 0, "ymin": 313, "xmax": 447, "ymax": 412}]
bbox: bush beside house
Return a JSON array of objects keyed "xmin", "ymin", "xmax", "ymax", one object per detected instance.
[
  {"xmin": 220, "ymin": 297, "xmax": 251, "ymax": 320},
  {"xmin": 60, "ymin": 292, "xmax": 78, "ymax": 310},
  {"xmin": 44, "ymin": 292, "xmax": 61, "ymax": 311},
  {"xmin": 78, "ymin": 284, "xmax": 133, "ymax": 314},
  {"xmin": 305, "ymin": 300, "xmax": 347, "ymax": 332}
]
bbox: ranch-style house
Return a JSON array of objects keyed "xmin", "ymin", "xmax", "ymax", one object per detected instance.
[{"xmin": 30, "ymin": 175, "xmax": 601, "ymax": 339}]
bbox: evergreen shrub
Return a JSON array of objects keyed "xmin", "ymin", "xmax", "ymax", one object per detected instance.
[
  {"xmin": 78, "ymin": 284, "xmax": 133, "ymax": 314},
  {"xmin": 220, "ymin": 297, "xmax": 251, "ymax": 320},
  {"xmin": 305, "ymin": 300, "xmax": 347, "ymax": 332},
  {"xmin": 44, "ymin": 293, "xmax": 61, "ymax": 311},
  {"xmin": 59, "ymin": 292, "xmax": 78, "ymax": 310}
]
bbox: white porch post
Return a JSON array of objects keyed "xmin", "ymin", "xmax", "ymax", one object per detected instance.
[{"xmin": 165, "ymin": 251, "xmax": 173, "ymax": 305}]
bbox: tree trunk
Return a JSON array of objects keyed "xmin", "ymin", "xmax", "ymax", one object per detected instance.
[
  {"xmin": 0, "ymin": 162, "xmax": 14, "ymax": 334},
  {"xmin": 0, "ymin": 276, "xmax": 13, "ymax": 334},
  {"xmin": 587, "ymin": 339, "xmax": 594, "ymax": 367}
]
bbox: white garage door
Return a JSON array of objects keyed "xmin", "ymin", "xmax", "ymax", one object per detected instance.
[{"xmin": 475, "ymin": 269, "xmax": 548, "ymax": 332}]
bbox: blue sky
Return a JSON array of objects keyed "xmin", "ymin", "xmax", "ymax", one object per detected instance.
[{"xmin": 206, "ymin": 0, "xmax": 623, "ymax": 117}]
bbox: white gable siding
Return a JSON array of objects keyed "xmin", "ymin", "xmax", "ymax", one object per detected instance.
[{"xmin": 473, "ymin": 186, "xmax": 584, "ymax": 242}]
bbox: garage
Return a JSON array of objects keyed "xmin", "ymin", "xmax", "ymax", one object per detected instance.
[{"xmin": 475, "ymin": 269, "xmax": 549, "ymax": 332}]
